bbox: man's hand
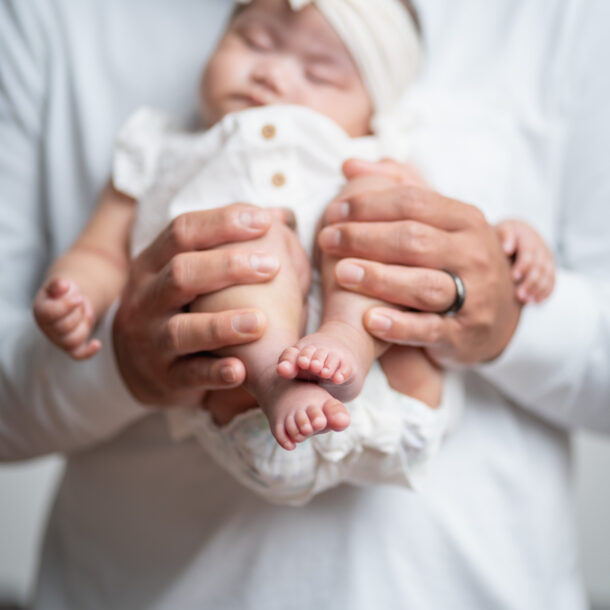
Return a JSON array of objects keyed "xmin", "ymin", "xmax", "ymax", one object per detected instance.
[
  {"xmin": 318, "ymin": 159, "xmax": 522, "ymax": 366},
  {"xmin": 113, "ymin": 204, "xmax": 289, "ymax": 406}
]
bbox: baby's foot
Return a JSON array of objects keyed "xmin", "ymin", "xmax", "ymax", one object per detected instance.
[
  {"xmin": 33, "ymin": 278, "xmax": 101, "ymax": 360},
  {"xmin": 259, "ymin": 376, "xmax": 350, "ymax": 451},
  {"xmin": 277, "ymin": 320, "xmax": 373, "ymax": 402}
]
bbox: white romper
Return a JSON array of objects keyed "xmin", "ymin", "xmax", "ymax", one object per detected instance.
[{"xmin": 113, "ymin": 104, "xmax": 463, "ymax": 506}]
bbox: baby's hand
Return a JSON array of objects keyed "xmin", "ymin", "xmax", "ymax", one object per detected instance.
[
  {"xmin": 496, "ymin": 219, "xmax": 555, "ymax": 304},
  {"xmin": 33, "ymin": 278, "xmax": 101, "ymax": 360}
]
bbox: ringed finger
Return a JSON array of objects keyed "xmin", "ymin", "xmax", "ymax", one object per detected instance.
[
  {"xmin": 319, "ymin": 220, "xmax": 455, "ymax": 268},
  {"xmin": 334, "ymin": 259, "xmax": 458, "ymax": 312}
]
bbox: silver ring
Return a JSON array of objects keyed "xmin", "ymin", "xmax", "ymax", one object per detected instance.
[{"xmin": 441, "ymin": 270, "xmax": 466, "ymax": 316}]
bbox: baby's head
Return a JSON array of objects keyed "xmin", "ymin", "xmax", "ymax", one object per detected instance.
[{"xmin": 200, "ymin": 0, "xmax": 421, "ymax": 137}]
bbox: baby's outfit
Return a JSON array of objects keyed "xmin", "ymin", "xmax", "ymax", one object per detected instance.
[{"xmin": 113, "ymin": 104, "xmax": 463, "ymax": 506}]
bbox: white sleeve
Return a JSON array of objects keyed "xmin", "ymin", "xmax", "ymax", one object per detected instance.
[
  {"xmin": 476, "ymin": 0, "xmax": 610, "ymax": 433},
  {"xmin": 112, "ymin": 107, "xmax": 176, "ymax": 199},
  {"xmin": 0, "ymin": 2, "xmax": 147, "ymax": 461}
]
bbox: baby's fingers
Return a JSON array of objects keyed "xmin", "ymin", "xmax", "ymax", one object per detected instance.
[
  {"xmin": 50, "ymin": 304, "xmax": 88, "ymax": 335},
  {"xmin": 511, "ymin": 248, "xmax": 534, "ymax": 285},
  {"xmin": 530, "ymin": 262, "xmax": 556, "ymax": 302},
  {"xmin": 69, "ymin": 339, "xmax": 102, "ymax": 360},
  {"xmin": 46, "ymin": 278, "xmax": 72, "ymax": 298},
  {"xmin": 55, "ymin": 317, "xmax": 93, "ymax": 352},
  {"xmin": 496, "ymin": 222, "xmax": 518, "ymax": 256},
  {"xmin": 516, "ymin": 265, "xmax": 541, "ymax": 303},
  {"xmin": 33, "ymin": 288, "xmax": 83, "ymax": 325}
]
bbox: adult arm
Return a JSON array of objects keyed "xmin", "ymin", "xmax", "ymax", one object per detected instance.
[
  {"xmin": 0, "ymin": 4, "xmax": 281, "ymax": 460},
  {"xmin": 474, "ymin": 0, "xmax": 610, "ymax": 431},
  {"xmin": 318, "ymin": 3, "xmax": 610, "ymax": 432}
]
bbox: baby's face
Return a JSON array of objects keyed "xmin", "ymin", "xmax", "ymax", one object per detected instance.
[{"xmin": 200, "ymin": 0, "xmax": 372, "ymax": 137}]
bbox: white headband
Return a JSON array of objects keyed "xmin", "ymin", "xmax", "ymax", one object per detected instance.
[{"xmin": 235, "ymin": 0, "xmax": 422, "ymax": 130}]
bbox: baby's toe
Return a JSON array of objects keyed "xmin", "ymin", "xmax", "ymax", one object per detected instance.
[
  {"xmin": 332, "ymin": 361, "xmax": 352, "ymax": 385},
  {"xmin": 309, "ymin": 348, "xmax": 328, "ymax": 375},
  {"xmin": 297, "ymin": 345, "xmax": 316, "ymax": 370},
  {"xmin": 322, "ymin": 399, "xmax": 350, "ymax": 432},
  {"xmin": 319, "ymin": 352, "xmax": 339, "ymax": 379},
  {"xmin": 284, "ymin": 413, "xmax": 307, "ymax": 444},
  {"xmin": 273, "ymin": 422, "xmax": 296, "ymax": 452},
  {"xmin": 295, "ymin": 410, "xmax": 314, "ymax": 438},
  {"xmin": 306, "ymin": 406, "xmax": 327, "ymax": 432},
  {"xmin": 277, "ymin": 347, "xmax": 300, "ymax": 379}
]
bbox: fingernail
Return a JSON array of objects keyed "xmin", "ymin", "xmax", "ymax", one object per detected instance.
[
  {"xmin": 327, "ymin": 201, "xmax": 350, "ymax": 222},
  {"xmin": 336, "ymin": 262, "xmax": 364, "ymax": 285},
  {"xmin": 319, "ymin": 228, "xmax": 341, "ymax": 249},
  {"xmin": 249, "ymin": 253, "xmax": 279, "ymax": 274},
  {"xmin": 220, "ymin": 366, "xmax": 237, "ymax": 384},
  {"xmin": 240, "ymin": 210, "xmax": 270, "ymax": 229},
  {"xmin": 368, "ymin": 313, "xmax": 392, "ymax": 332},
  {"xmin": 232, "ymin": 312, "xmax": 261, "ymax": 334}
]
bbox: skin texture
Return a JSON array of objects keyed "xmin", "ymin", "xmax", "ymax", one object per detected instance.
[
  {"xmin": 200, "ymin": 0, "xmax": 372, "ymax": 136},
  {"xmin": 112, "ymin": 204, "xmax": 293, "ymax": 407},
  {"xmin": 34, "ymin": 1, "xmax": 550, "ymax": 446},
  {"xmin": 319, "ymin": 159, "xmax": 524, "ymax": 367}
]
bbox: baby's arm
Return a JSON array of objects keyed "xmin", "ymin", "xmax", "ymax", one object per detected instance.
[
  {"xmin": 33, "ymin": 182, "xmax": 135, "ymax": 359},
  {"xmin": 495, "ymin": 219, "xmax": 555, "ymax": 304}
]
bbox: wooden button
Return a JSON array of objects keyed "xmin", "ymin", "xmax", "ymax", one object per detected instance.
[
  {"xmin": 271, "ymin": 172, "xmax": 286, "ymax": 187},
  {"xmin": 262, "ymin": 124, "xmax": 276, "ymax": 140}
]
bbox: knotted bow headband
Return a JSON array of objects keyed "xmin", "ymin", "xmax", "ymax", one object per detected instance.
[{"xmin": 235, "ymin": 0, "xmax": 422, "ymax": 131}]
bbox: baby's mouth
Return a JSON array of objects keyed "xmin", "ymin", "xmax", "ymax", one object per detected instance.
[{"xmin": 235, "ymin": 91, "xmax": 275, "ymax": 107}]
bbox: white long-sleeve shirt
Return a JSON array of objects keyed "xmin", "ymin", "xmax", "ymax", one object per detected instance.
[{"xmin": 0, "ymin": 0, "xmax": 608, "ymax": 608}]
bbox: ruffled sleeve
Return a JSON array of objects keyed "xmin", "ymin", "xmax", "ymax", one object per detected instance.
[{"xmin": 112, "ymin": 107, "xmax": 176, "ymax": 199}]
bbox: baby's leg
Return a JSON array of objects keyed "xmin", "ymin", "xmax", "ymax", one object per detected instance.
[
  {"xmin": 191, "ymin": 219, "xmax": 349, "ymax": 451},
  {"xmin": 278, "ymin": 174, "xmax": 400, "ymax": 402},
  {"xmin": 379, "ymin": 346, "xmax": 443, "ymax": 408}
]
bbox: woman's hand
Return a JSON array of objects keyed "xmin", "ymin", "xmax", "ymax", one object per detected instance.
[
  {"xmin": 113, "ymin": 204, "xmax": 291, "ymax": 406},
  {"xmin": 318, "ymin": 159, "xmax": 522, "ymax": 366}
]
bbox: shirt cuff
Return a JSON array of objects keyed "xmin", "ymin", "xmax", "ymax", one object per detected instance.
[{"xmin": 475, "ymin": 270, "xmax": 601, "ymax": 427}]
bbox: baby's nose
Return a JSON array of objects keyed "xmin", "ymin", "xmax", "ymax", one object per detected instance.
[{"xmin": 252, "ymin": 55, "xmax": 299, "ymax": 96}]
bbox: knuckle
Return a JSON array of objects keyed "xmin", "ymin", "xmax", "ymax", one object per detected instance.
[
  {"xmin": 346, "ymin": 193, "xmax": 365, "ymax": 217},
  {"xmin": 465, "ymin": 203, "xmax": 486, "ymax": 227},
  {"xmin": 397, "ymin": 221, "xmax": 428, "ymax": 255},
  {"xmin": 225, "ymin": 250, "xmax": 249, "ymax": 281},
  {"xmin": 428, "ymin": 319, "xmax": 444, "ymax": 343},
  {"xmin": 168, "ymin": 254, "xmax": 189, "ymax": 290},
  {"xmin": 168, "ymin": 214, "xmax": 191, "ymax": 251},
  {"xmin": 470, "ymin": 245, "xmax": 493, "ymax": 273},
  {"xmin": 225, "ymin": 206, "xmax": 243, "ymax": 232},
  {"xmin": 420, "ymin": 273, "xmax": 450, "ymax": 309},
  {"xmin": 208, "ymin": 315, "xmax": 227, "ymax": 345},
  {"xmin": 398, "ymin": 185, "xmax": 424, "ymax": 212},
  {"xmin": 165, "ymin": 316, "xmax": 184, "ymax": 352}
]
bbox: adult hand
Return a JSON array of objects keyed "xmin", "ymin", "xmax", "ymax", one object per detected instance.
[
  {"xmin": 113, "ymin": 204, "xmax": 291, "ymax": 406},
  {"xmin": 318, "ymin": 159, "xmax": 522, "ymax": 366}
]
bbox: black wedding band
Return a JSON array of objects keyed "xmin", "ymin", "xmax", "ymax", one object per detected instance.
[{"xmin": 441, "ymin": 270, "xmax": 466, "ymax": 316}]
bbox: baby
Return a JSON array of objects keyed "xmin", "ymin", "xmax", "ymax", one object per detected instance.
[{"xmin": 33, "ymin": 0, "xmax": 554, "ymax": 460}]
